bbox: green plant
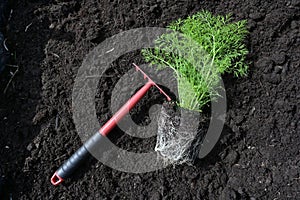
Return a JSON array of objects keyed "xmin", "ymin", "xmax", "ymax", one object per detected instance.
[{"xmin": 142, "ymin": 10, "xmax": 249, "ymax": 111}]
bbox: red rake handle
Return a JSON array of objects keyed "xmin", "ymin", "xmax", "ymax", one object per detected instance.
[
  {"xmin": 100, "ymin": 81, "xmax": 153, "ymax": 136},
  {"xmin": 51, "ymin": 64, "xmax": 171, "ymax": 186}
]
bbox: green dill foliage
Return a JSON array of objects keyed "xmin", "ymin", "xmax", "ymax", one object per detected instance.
[{"xmin": 142, "ymin": 10, "xmax": 249, "ymax": 111}]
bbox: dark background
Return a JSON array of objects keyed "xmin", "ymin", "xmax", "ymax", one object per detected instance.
[{"xmin": 0, "ymin": 0, "xmax": 299, "ymax": 199}]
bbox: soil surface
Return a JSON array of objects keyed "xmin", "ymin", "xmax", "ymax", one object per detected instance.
[{"xmin": 0, "ymin": 0, "xmax": 299, "ymax": 199}]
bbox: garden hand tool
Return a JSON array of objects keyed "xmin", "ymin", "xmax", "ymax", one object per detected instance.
[{"xmin": 51, "ymin": 63, "xmax": 171, "ymax": 186}]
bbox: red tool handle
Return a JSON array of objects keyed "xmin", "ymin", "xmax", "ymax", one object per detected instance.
[
  {"xmin": 100, "ymin": 81, "xmax": 153, "ymax": 136},
  {"xmin": 51, "ymin": 64, "xmax": 171, "ymax": 186}
]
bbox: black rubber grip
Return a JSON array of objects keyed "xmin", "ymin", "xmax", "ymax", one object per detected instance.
[{"xmin": 56, "ymin": 133, "xmax": 105, "ymax": 179}]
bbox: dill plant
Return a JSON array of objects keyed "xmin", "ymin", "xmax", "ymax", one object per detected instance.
[{"xmin": 142, "ymin": 11, "xmax": 249, "ymax": 111}]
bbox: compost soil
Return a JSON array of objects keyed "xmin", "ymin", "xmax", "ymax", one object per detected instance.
[{"xmin": 0, "ymin": 0, "xmax": 299, "ymax": 199}]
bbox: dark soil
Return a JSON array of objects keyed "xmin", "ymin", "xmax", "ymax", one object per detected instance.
[{"xmin": 0, "ymin": 0, "xmax": 299, "ymax": 199}]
